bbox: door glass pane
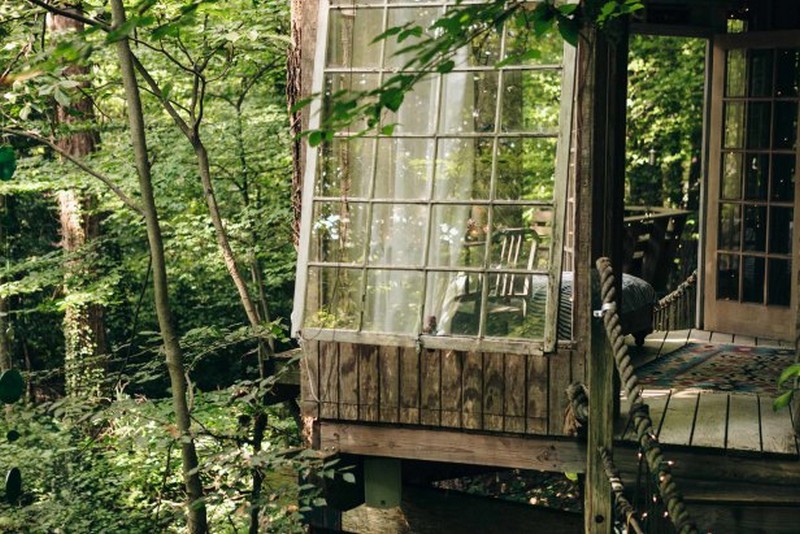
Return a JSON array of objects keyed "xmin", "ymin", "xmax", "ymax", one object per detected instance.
[
  {"xmin": 505, "ymin": 26, "xmax": 562, "ymax": 66},
  {"xmin": 769, "ymin": 206, "xmax": 793, "ymax": 254},
  {"xmin": 748, "ymin": 49, "xmax": 774, "ymax": 97},
  {"xmin": 743, "ymin": 205, "xmax": 766, "ymax": 251},
  {"xmin": 771, "ymin": 154, "xmax": 796, "ymax": 202},
  {"xmin": 746, "ymin": 102, "xmax": 771, "ymax": 149},
  {"xmin": 717, "ymin": 253, "xmax": 739, "ymax": 300},
  {"xmin": 741, "ymin": 255, "xmax": 765, "ymax": 303},
  {"xmin": 363, "ymin": 270, "xmax": 423, "ymax": 334},
  {"xmin": 724, "ymin": 102, "xmax": 745, "ymax": 148},
  {"xmin": 368, "ymin": 204, "xmax": 427, "ymax": 266},
  {"xmin": 768, "ymin": 259, "xmax": 792, "ymax": 306},
  {"xmin": 726, "ymin": 48, "xmax": 746, "ymax": 97},
  {"xmin": 775, "ymin": 48, "xmax": 800, "ymax": 97},
  {"xmin": 774, "ymin": 101, "xmax": 798, "ymax": 149},
  {"xmin": 722, "ymin": 152, "xmax": 743, "ymax": 199},
  {"xmin": 744, "ymin": 153, "xmax": 769, "ymax": 200},
  {"xmin": 718, "ymin": 203, "xmax": 741, "ymax": 250}
]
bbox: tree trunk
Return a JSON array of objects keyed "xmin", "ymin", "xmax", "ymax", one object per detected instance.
[
  {"xmin": 46, "ymin": 10, "xmax": 106, "ymax": 396},
  {"xmin": 109, "ymin": 1, "xmax": 208, "ymax": 531}
]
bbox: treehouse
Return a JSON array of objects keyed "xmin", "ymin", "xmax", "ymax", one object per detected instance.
[{"xmin": 290, "ymin": 1, "xmax": 800, "ymax": 532}]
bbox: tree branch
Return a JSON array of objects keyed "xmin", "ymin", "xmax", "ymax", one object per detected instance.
[
  {"xmin": 0, "ymin": 127, "xmax": 143, "ymax": 215},
  {"xmin": 130, "ymin": 54, "xmax": 194, "ymax": 140},
  {"xmin": 25, "ymin": 0, "xmax": 110, "ymax": 31}
]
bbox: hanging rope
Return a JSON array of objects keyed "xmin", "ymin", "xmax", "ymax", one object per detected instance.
[
  {"xmin": 598, "ymin": 446, "xmax": 645, "ymax": 534},
  {"xmin": 653, "ymin": 270, "xmax": 697, "ymax": 332},
  {"xmin": 595, "ymin": 257, "xmax": 698, "ymax": 534}
]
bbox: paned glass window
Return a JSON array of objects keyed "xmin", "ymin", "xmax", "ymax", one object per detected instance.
[{"xmin": 294, "ymin": 0, "xmax": 573, "ymax": 349}]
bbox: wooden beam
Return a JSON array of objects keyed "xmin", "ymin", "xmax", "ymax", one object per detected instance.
[{"xmin": 317, "ymin": 422, "xmax": 586, "ymax": 474}]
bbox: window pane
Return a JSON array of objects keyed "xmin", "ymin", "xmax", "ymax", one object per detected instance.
[
  {"xmin": 748, "ymin": 49, "xmax": 773, "ymax": 97},
  {"xmin": 775, "ymin": 48, "xmax": 800, "ymax": 97},
  {"xmin": 456, "ymin": 29, "xmax": 501, "ymax": 68},
  {"xmin": 769, "ymin": 206, "xmax": 793, "ymax": 254},
  {"xmin": 388, "ymin": 77, "xmax": 438, "ymax": 135},
  {"xmin": 363, "ymin": 270, "xmax": 423, "ymax": 334},
  {"xmin": 486, "ymin": 274, "xmax": 549, "ymax": 339},
  {"xmin": 318, "ymin": 138, "xmax": 375, "ymax": 198},
  {"xmin": 324, "ymin": 73, "xmax": 380, "ymax": 131},
  {"xmin": 768, "ymin": 259, "xmax": 792, "ymax": 306},
  {"xmin": 369, "ymin": 204, "xmax": 428, "ymax": 266},
  {"xmin": 489, "ymin": 206, "xmax": 552, "ymax": 271},
  {"xmin": 724, "ymin": 102, "xmax": 744, "ymax": 148},
  {"xmin": 718, "ymin": 203, "xmax": 741, "ymax": 251},
  {"xmin": 425, "ymin": 271, "xmax": 481, "ymax": 336},
  {"xmin": 434, "ymin": 138, "xmax": 491, "ymax": 200},
  {"xmin": 746, "ymin": 102, "xmax": 771, "ymax": 149},
  {"xmin": 327, "ymin": 8, "xmax": 384, "ymax": 68},
  {"xmin": 501, "ymin": 70, "xmax": 561, "ymax": 132},
  {"xmin": 744, "ymin": 153, "xmax": 768, "ymax": 200},
  {"xmin": 726, "ymin": 48, "xmax": 746, "ymax": 97},
  {"xmin": 741, "ymin": 255, "xmax": 765, "ymax": 303},
  {"xmin": 375, "ymin": 138, "xmax": 434, "ymax": 199},
  {"xmin": 722, "ymin": 152, "xmax": 742, "ymax": 200},
  {"xmin": 717, "ymin": 253, "xmax": 739, "ymax": 300},
  {"xmin": 428, "ymin": 204, "xmax": 480, "ymax": 268},
  {"xmin": 504, "ymin": 26, "xmax": 562, "ymax": 66},
  {"xmin": 496, "ymin": 137, "xmax": 557, "ymax": 201},
  {"xmin": 305, "ymin": 267, "xmax": 363, "ymax": 330},
  {"xmin": 385, "ymin": 6, "xmax": 440, "ymax": 69},
  {"xmin": 743, "ymin": 206, "xmax": 766, "ymax": 252},
  {"xmin": 311, "ymin": 201, "xmax": 369, "ymax": 263},
  {"xmin": 771, "ymin": 154, "xmax": 796, "ymax": 202},
  {"xmin": 774, "ymin": 101, "xmax": 798, "ymax": 150}
]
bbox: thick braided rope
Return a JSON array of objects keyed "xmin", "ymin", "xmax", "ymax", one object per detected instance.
[
  {"xmin": 656, "ymin": 270, "xmax": 697, "ymax": 310},
  {"xmin": 595, "ymin": 257, "xmax": 698, "ymax": 534},
  {"xmin": 599, "ymin": 446, "xmax": 645, "ymax": 534}
]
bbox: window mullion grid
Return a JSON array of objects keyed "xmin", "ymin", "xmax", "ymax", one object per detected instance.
[{"xmin": 354, "ymin": 2, "xmax": 390, "ymax": 332}]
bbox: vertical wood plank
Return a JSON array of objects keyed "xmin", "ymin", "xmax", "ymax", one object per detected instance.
[
  {"xmin": 420, "ymin": 349, "xmax": 441, "ymax": 426},
  {"xmin": 462, "ymin": 351, "xmax": 483, "ymax": 430},
  {"xmin": 338, "ymin": 343, "xmax": 358, "ymax": 420},
  {"xmin": 399, "ymin": 346, "xmax": 420, "ymax": 424},
  {"xmin": 691, "ymin": 392, "xmax": 728, "ymax": 449},
  {"xmin": 758, "ymin": 395, "xmax": 798, "ymax": 455},
  {"xmin": 300, "ymin": 339, "xmax": 320, "ymax": 418},
  {"xmin": 358, "ymin": 345, "xmax": 379, "ymax": 422},
  {"xmin": 548, "ymin": 350, "xmax": 572, "ymax": 435},
  {"xmin": 440, "ymin": 350, "xmax": 462, "ymax": 428},
  {"xmin": 379, "ymin": 346, "xmax": 400, "ymax": 423},
  {"xmin": 482, "ymin": 352, "xmax": 505, "ymax": 431},
  {"xmin": 657, "ymin": 390, "xmax": 699, "ymax": 446},
  {"xmin": 571, "ymin": 347, "xmax": 586, "ymax": 385},
  {"xmin": 319, "ymin": 341, "xmax": 339, "ymax": 419},
  {"xmin": 526, "ymin": 353, "xmax": 548, "ymax": 434},
  {"xmin": 504, "ymin": 353, "xmax": 526, "ymax": 433},
  {"xmin": 727, "ymin": 394, "xmax": 761, "ymax": 451}
]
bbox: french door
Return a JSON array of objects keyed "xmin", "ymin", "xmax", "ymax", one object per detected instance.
[{"xmin": 704, "ymin": 32, "xmax": 800, "ymax": 340}]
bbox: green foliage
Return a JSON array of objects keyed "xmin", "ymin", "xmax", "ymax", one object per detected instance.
[{"xmin": 0, "ymin": 147, "xmax": 16, "ymax": 181}]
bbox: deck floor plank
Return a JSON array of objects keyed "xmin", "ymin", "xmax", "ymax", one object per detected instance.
[
  {"xmin": 642, "ymin": 389, "xmax": 671, "ymax": 438},
  {"xmin": 710, "ymin": 331, "xmax": 734, "ymax": 344},
  {"xmin": 759, "ymin": 395, "xmax": 798, "ymax": 455},
  {"xmin": 691, "ymin": 393, "xmax": 728, "ymax": 449},
  {"xmin": 657, "ymin": 390, "xmax": 699, "ymax": 446},
  {"xmin": 727, "ymin": 394, "xmax": 761, "ymax": 452}
]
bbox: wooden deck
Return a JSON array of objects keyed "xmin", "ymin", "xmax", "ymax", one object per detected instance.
[{"xmin": 618, "ymin": 329, "xmax": 799, "ymax": 457}]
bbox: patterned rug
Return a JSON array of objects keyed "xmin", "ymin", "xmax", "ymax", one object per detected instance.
[{"xmin": 637, "ymin": 343, "xmax": 795, "ymax": 397}]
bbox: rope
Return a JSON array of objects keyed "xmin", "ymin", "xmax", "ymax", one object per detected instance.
[
  {"xmin": 595, "ymin": 257, "xmax": 698, "ymax": 534},
  {"xmin": 653, "ymin": 270, "xmax": 697, "ymax": 332},
  {"xmin": 655, "ymin": 270, "xmax": 697, "ymax": 310},
  {"xmin": 599, "ymin": 446, "xmax": 645, "ymax": 534}
]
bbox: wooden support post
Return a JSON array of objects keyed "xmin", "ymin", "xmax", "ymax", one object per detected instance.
[{"xmin": 575, "ymin": 12, "xmax": 629, "ymax": 534}]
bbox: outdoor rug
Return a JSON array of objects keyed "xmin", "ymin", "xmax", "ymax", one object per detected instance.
[{"xmin": 636, "ymin": 343, "xmax": 795, "ymax": 397}]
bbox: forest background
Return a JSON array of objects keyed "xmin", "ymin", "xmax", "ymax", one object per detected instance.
[{"xmin": 0, "ymin": 1, "xmax": 701, "ymax": 532}]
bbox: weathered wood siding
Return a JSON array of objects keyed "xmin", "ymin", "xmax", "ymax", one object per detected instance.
[{"xmin": 301, "ymin": 340, "xmax": 583, "ymax": 437}]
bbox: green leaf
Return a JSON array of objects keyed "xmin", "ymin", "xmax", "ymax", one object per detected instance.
[
  {"xmin": 53, "ymin": 87, "xmax": 71, "ymax": 108},
  {"xmin": 558, "ymin": 4, "xmax": 580, "ymax": 16},
  {"xmin": 380, "ymin": 88, "xmax": 405, "ymax": 112},
  {"xmin": 380, "ymin": 124, "xmax": 396, "ymax": 136},
  {"xmin": 436, "ymin": 59, "xmax": 455, "ymax": 74},
  {"xmin": 342, "ymin": 472, "xmax": 356, "ymax": 484},
  {"xmin": 778, "ymin": 362, "xmax": 800, "ymax": 388},
  {"xmin": 308, "ymin": 130, "xmax": 324, "ymax": 147},
  {"xmin": 557, "ymin": 17, "xmax": 579, "ymax": 47},
  {"xmin": 773, "ymin": 390, "xmax": 794, "ymax": 411},
  {"xmin": 0, "ymin": 369, "xmax": 24, "ymax": 404},
  {"xmin": 0, "ymin": 147, "xmax": 16, "ymax": 181},
  {"xmin": 5, "ymin": 467, "xmax": 21, "ymax": 503}
]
